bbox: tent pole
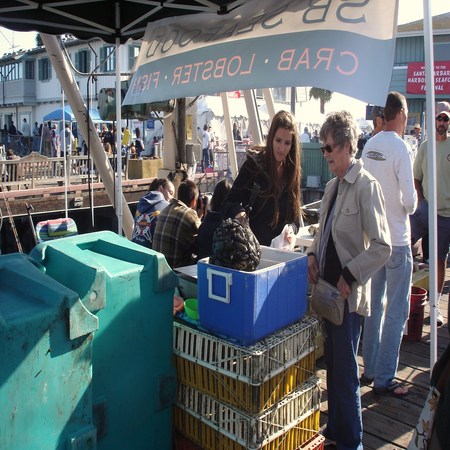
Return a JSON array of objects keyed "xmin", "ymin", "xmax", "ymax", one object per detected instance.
[
  {"xmin": 40, "ymin": 33, "xmax": 134, "ymax": 239},
  {"xmin": 243, "ymin": 90, "xmax": 263, "ymax": 146},
  {"xmin": 115, "ymin": 36, "xmax": 123, "ymax": 236},
  {"xmin": 262, "ymin": 88, "xmax": 276, "ymax": 118},
  {"xmin": 423, "ymin": 0, "xmax": 438, "ymax": 369},
  {"xmin": 220, "ymin": 93, "xmax": 238, "ymax": 179},
  {"xmin": 62, "ymin": 91, "xmax": 68, "ymax": 218}
]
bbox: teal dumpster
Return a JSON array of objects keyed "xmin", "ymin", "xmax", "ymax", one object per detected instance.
[
  {"xmin": 30, "ymin": 231, "xmax": 178, "ymax": 450},
  {"xmin": 0, "ymin": 253, "xmax": 97, "ymax": 450}
]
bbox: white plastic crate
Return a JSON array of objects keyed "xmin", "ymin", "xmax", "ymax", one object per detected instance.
[
  {"xmin": 175, "ymin": 377, "xmax": 321, "ymax": 450},
  {"xmin": 174, "ymin": 316, "xmax": 319, "ymax": 385}
]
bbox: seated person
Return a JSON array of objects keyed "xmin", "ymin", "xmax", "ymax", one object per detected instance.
[
  {"xmin": 152, "ymin": 180, "xmax": 201, "ymax": 269},
  {"xmin": 197, "ymin": 178, "xmax": 232, "ymax": 259},
  {"xmin": 131, "ymin": 178, "xmax": 174, "ymax": 249}
]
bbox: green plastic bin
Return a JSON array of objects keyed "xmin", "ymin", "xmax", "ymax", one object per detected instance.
[
  {"xmin": 0, "ymin": 253, "xmax": 97, "ymax": 450},
  {"xmin": 31, "ymin": 231, "xmax": 178, "ymax": 450}
]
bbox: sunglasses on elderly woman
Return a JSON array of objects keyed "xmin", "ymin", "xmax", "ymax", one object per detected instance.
[
  {"xmin": 320, "ymin": 143, "xmax": 339, "ymax": 154},
  {"xmin": 436, "ymin": 115, "xmax": 449, "ymax": 122}
]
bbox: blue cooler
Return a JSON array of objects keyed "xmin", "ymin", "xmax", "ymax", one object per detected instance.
[{"xmin": 197, "ymin": 247, "xmax": 308, "ymax": 345}]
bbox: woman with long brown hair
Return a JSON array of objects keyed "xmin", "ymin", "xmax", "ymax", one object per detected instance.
[{"xmin": 222, "ymin": 110, "xmax": 302, "ymax": 246}]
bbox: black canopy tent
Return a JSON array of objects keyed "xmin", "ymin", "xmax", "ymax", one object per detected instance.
[{"xmin": 0, "ymin": 1, "xmax": 241, "ymax": 44}]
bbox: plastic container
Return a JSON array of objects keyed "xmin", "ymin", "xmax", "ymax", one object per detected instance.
[
  {"xmin": 30, "ymin": 231, "xmax": 179, "ymax": 450},
  {"xmin": 298, "ymin": 434, "xmax": 325, "ymax": 450},
  {"xmin": 174, "ymin": 378, "xmax": 321, "ymax": 450},
  {"xmin": 184, "ymin": 298, "xmax": 199, "ymax": 320},
  {"xmin": 404, "ymin": 286, "xmax": 428, "ymax": 342},
  {"xmin": 197, "ymin": 246, "xmax": 308, "ymax": 345},
  {"xmin": 174, "ymin": 316, "xmax": 319, "ymax": 414},
  {"xmin": 0, "ymin": 253, "xmax": 97, "ymax": 450}
]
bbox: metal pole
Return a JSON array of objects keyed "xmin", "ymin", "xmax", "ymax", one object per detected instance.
[
  {"xmin": 62, "ymin": 91, "xmax": 68, "ymax": 218},
  {"xmin": 423, "ymin": 0, "xmax": 438, "ymax": 369},
  {"xmin": 115, "ymin": 35, "xmax": 123, "ymax": 236}
]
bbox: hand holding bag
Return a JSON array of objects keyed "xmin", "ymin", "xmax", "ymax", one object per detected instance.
[{"xmin": 310, "ymin": 277, "xmax": 346, "ymax": 326}]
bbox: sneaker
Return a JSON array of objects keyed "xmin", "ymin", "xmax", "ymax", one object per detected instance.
[
  {"xmin": 360, "ymin": 373, "xmax": 374, "ymax": 386},
  {"xmin": 436, "ymin": 304, "xmax": 444, "ymax": 326}
]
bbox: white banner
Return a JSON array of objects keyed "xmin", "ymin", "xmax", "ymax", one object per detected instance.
[{"xmin": 123, "ymin": 0, "xmax": 399, "ymax": 107}]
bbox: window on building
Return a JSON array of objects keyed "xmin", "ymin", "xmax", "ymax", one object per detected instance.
[
  {"xmin": 38, "ymin": 58, "xmax": 52, "ymax": 80},
  {"xmin": 75, "ymin": 49, "xmax": 91, "ymax": 73},
  {"xmin": 0, "ymin": 62, "xmax": 21, "ymax": 81},
  {"xmin": 25, "ymin": 60, "xmax": 35, "ymax": 79},
  {"xmin": 100, "ymin": 46, "xmax": 116, "ymax": 72},
  {"xmin": 128, "ymin": 44, "xmax": 141, "ymax": 70}
]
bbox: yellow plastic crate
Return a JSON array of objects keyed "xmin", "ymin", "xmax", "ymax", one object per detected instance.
[
  {"xmin": 174, "ymin": 349, "xmax": 315, "ymax": 414},
  {"xmin": 174, "ymin": 378, "xmax": 321, "ymax": 450},
  {"xmin": 174, "ymin": 316, "xmax": 319, "ymax": 385},
  {"xmin": 174, "ymin": 380, "xmax": 320, "ymax": 450}
]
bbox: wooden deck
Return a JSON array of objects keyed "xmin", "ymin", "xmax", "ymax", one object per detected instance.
[{"xmin": 316, "ymin": 278, "xmax": 449, "ymax": 449}]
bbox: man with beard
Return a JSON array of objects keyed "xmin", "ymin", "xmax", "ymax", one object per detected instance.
[{"xmin": 410, "ymin": 101, "xmax": 450, "ymax": 327}]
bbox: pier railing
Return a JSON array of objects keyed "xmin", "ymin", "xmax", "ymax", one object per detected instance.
[{"xmin": 1, "ymin": 151, "xmax": 128, "ymax": 191}]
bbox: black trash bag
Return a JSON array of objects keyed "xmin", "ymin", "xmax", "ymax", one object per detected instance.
[{"xmin": 210, "ymin": 218, "xmax": 261, "ymax": 272}]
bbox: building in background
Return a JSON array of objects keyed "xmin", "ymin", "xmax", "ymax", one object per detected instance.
[
  {"xmin": 389, "ymin": 12, "xmax": 450, "ymax": 136},
  {"xmin": 0, "ymin": 35, "xmax": 140, "ymax": 138}
]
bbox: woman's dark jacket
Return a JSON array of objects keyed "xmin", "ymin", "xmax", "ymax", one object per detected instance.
[{"xmin": 222, "ymin": 153, "xmax": 297, "ymax": 246}]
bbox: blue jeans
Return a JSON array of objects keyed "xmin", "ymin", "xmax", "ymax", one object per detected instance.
[
  {"xmin": 201, "ymin": 148, "xmax": 209, "ymax": 172},
  {"xmin": 324, "ymin": 302, "xmax": 363, "ymax": 450},
  {"xmin": 362, "ymin": 245, "xmax": 412, "ymax": 388}
]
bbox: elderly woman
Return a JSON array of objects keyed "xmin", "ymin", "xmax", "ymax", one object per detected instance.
[{"xmin": 307, "ymin": 111, "xmax": 391, "ymax": 450}]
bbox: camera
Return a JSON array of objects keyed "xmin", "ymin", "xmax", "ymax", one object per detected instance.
[
  {"xmin": 197, "ymin": 193, "xmax": 212, "ymax": 210},
  {"xmin": 197, "ymin": 194, "xmax": 207, "ymax": 210}
]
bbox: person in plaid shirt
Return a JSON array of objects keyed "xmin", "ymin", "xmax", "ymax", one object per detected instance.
[{"xmin": 153, "ymin": 180, "xmax": 201, "ymax": 269}]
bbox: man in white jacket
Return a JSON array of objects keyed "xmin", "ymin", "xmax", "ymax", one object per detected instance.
[
  {"xmin": 361, "ymin": 91, "xmax": 417, "ymax": 397},
  {"xmin": 60, "ymin": 123, "xmax": 74, "ymax": 155}
]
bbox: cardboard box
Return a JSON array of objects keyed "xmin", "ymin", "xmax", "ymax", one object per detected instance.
[
  {"xmin": 127, "ymin": 158, "xmax": 163, "ymax": 179},
  {"xmin": 197, "ymin": 247, "xmax": 308, "ymax": 345}
]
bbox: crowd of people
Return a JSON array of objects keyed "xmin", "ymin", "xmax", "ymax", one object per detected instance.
[
  {"xmin": 0, "ymin": 117, "xmax": 165, "ymax": 168},
  {"xmin": 129, "ymin": 98, "xmax": 450, "ymax": 450},
  {"xmin": 2, "ymin": 97, "xmax": 449, "ymax": 449}
]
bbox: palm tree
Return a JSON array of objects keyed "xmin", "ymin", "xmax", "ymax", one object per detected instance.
[
  {"xmin": 36, "ymin": 34, "xmax": 43, "ymax": 47},
  {"xmin": 309, "ymin": 88, "xmax": 333, "ymax": 114}
]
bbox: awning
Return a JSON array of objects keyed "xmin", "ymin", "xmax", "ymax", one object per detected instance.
[
  {"xmin": 124, "ymin": 0, "xmax": 398, "ymax": 107},
  {"xmin": 43, "ymin": 106, "xmax": 103, "ymax": 122}
]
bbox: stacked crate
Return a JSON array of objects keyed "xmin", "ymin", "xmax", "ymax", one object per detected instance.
[{"xmin": 173, "ymin": 316, "xmax": 322, "ymax": 450}]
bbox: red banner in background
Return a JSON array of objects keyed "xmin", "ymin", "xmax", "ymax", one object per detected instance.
[{"xmin": 407, "ymin": 61, "xmax": 450, "ymax": 95}]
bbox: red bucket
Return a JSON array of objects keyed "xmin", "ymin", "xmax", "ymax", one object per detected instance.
[{"xmin": 403, "ymin": 286, "xmax": 428, "ymax": 342}]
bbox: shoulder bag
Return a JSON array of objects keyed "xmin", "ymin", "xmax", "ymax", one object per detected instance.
[{"xmin": 310, "ymin": 277, "xmax": 346, "ymax": 326}]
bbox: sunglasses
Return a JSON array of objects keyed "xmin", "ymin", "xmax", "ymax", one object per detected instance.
[
  {"xmin": 320, "ymin": 143, "xmax": 339, "ymax": 154},
  {"xmin": 436, "ymin": 115, "xmax": 449, "ymax": 122}
]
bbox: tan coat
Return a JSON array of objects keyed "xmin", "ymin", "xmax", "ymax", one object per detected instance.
[{"xmin": 308, "ymin": 160, "xmax": 391, "ymax": 316}]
